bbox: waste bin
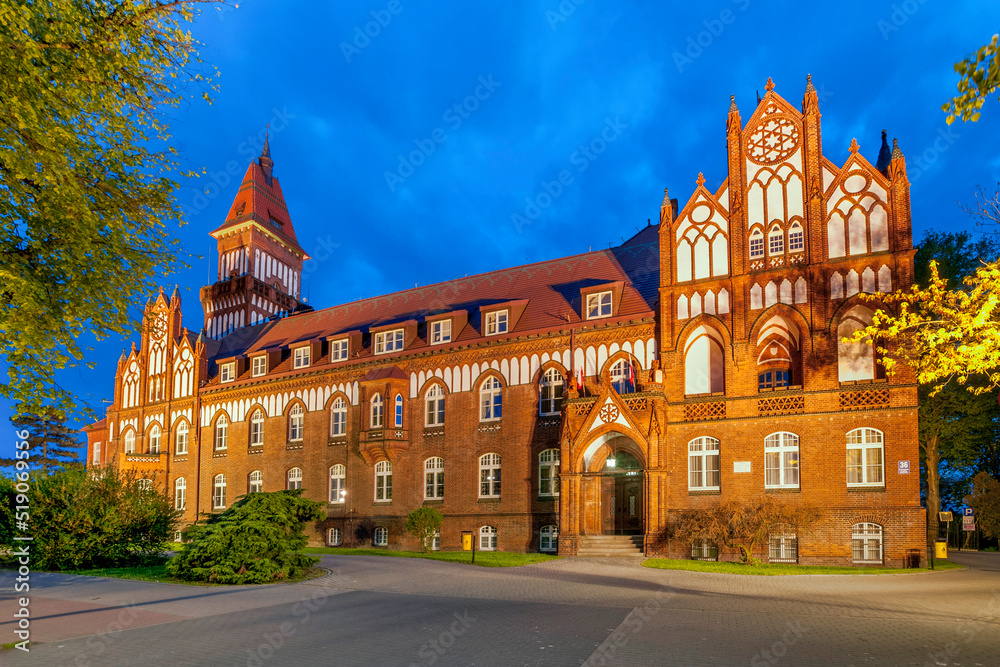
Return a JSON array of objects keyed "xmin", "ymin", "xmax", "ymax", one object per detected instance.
[
  {"xmin": 934, "ymin": 539, "xmax": 947, "ymax": 559},
  {"xmin": 906, "ymin": 549, "xmax": 921, "ymax": 568}
]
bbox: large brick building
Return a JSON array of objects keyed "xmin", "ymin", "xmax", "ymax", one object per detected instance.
[{"xmin": 85, "ymin": 78, "xmax": 926, "ymax": 565}]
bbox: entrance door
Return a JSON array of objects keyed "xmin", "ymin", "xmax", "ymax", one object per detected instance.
[{"xmin": 599, "ymin": 450, "xmax": 643, "ymax": 535}]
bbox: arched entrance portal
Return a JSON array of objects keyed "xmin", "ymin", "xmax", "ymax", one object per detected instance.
[{"xmin": 600, "ymin": 450, "xmax": 643, "ymax": 535}]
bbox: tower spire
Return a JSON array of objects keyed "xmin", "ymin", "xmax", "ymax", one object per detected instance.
[
  {"xmin": 259, "ymin": 125, "xmax": 274, "ymax": 184},
  {"xmin": 876, "ymin": 130, "xmax": 892, "ymax": 175}
]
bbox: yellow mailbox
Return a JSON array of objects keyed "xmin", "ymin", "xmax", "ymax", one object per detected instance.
[{"xmin": 461, "ymin": 531, "xmax": 473, "ymax": 551}]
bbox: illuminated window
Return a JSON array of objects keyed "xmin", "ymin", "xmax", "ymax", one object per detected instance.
[
  {"xmin": 485, "ymin": 310, "xmax": 508, "ymax": 336},
  {"xmin": 586, "ymin": 291, "xmax": 613, "ymax": 319},
  {"xmin": 764, "ymin": 432, "xmax": 799, "ymax": 489},
  {"xmin": 847, "ymin": 428, "xmax": 884, "ymax": 486}
]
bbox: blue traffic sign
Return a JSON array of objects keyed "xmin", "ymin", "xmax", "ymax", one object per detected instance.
[{"xmin": 963, "ymin": 507, "xmax": 975, "ymax": 517}]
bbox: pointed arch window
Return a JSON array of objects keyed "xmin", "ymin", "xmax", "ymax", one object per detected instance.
[
  {"xmin": 330, "ymin": 397, "xmax": 347, "ymax": 436},
  {"xmin": 539, "ymin": 368, "xmax": 564, "ymax": 415},
  {"xmin": 394, "ymin": 394, "xmax": 404, "ymax": 428},
  {"xmin": 288, "ymin": 404, "xmax": 304, "ymax": 441},
  {"xmin": 749, "ymin": 228, "xmax": 765, "ymax": 259},
  {"xmin": 175, "ymin": 421, "xmax": 189, "ymax": 455},
  {"xmin": 610, "ymin": 359, "xmax": 636, "ymax": 394},
  {"xmin": 838, "ymin": 306, "xmax": 876, "ymax": 382},
  {"xmin": 250, "ymin": 409, "xmax": 264, "ymax": 446},
  {"xmin": 124, "ymin": 430, "xmax": 136, "ymax": 454},
  {"xmin": 214, "ymin": 415, "xmax": 228, "ymax": 450},
  {"xmin": 788, "ymin": 222, "xmax": 804, "ymax": 252},
  {"xmin": 479, "ymin": 377, "xmax": 503, "ymax": 421},
  {"xmin": 174, "ymin": 477, "xmax": 186, "ymax": 510},
  {"xmin": 768, "ymin": 225, "xmax": 784, "ymax": 255},
  {"xmin": 684, "ymin": 326, "xmax": 725, "ymax": 396},
  {"xmin": 425, "ymin": 385, "xmax": 445, "ymax": 426},
  {"xmin": 148, "ymin": 424, "xmax": 161, "ymax": 454},
  {"xmin": 370, "ymin": 393, "xmax": 383, "ymax": 428}
]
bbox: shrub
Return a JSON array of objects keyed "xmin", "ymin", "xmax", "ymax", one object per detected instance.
[
  {"xmin": 405, "ymin": 507, "xmax": 443, "ymax": 552},
  {"xmin": 167, "ymin": 490, "xmax": 324, "ymax": 584}
]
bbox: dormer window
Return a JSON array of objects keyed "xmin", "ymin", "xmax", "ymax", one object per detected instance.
[
  {"xmin": 220, "ymin": 362, "xmax": 235, "ymax": 383},
  {"xmin": 485, "ymin": 310, "xmax": 508, "ymax": 336},
  {"xmin": 430, "ymin": 319, "xmax": 452, "ymax": 345},
  {"xmin": 331, "ymin": 338, "xmax": 349, "ymax": 361},
  {"xmin": 374, "ymin": 328, "xmax": 404, "ymax": 354},
  {"xmin": 749, "ymin": 229, "xmax": 765, "ymax": 259},
  {"xmin": 586, "ymin": 291, "xmax": 613, "ymax": 319},
  {"xmin": 293, "ymin": 347, "xmax": 311, "ymax": 369},
  {"xmin": 252, "ymin": 356, "xmax": 267, "ymax": 377},
  {"xmin": 269, "ymin": 216, "xmax": 283, "ymax": 229}
]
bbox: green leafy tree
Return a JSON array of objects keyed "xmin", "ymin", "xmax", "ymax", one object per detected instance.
[
  {"xmin": 167, "ymin": 490, "xmax": 324, "ymax": 584},
  {"xmin": 967, "ymin": 472, "xmax": 1000, "ymax": 539},
  {"xmin": 0, "ymin": 410, "xmax": 81, "ymax": 474},
  {"xmin": 0, "ymin": 0, "xmax": 223, "ymax": 418},
  {"xmin": 945, "ymin": 34, "xmax": 1000, "ymax": 123},
  {"xmin": 405, "ymin": 507, "xmax": 443, "ymax": 552}
]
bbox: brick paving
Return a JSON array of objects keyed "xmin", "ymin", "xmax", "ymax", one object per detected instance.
[{"xmin": 1, "ymin": 552, "xmax": 999, "ymax": 666}]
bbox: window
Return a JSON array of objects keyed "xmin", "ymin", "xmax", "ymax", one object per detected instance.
[
  {"xmin": 749, "ymin": 229, "xmax": 765, "ymax": 259},
  {"xmin": 124, "ymin": 430, "xmax": 135, "ymax": 454},
  {"xmin": 425, "ymin": 385, "xmax": 446, "ymax": 426},
  {"xmin": 138, "ymin": 478, "xmax": 153, "ymax": 491},
  {"xmin": 252, "ymin": 356, "xmax": 267, "ymax": 377},
  {"xmin": 852, "ymin": 523, "xmax": 883, "ymax": 563},
  {"xmin": 370, "ymin": 394, "xmax": 383, "ymax": 428},
  {"xmin": 479, "ymin": 526, "xmax": 497, "ymax": 551},
  {"xmin": 175, "ymin": 422, "xmax": 188, "ymax": 455},
  {"xmin": 92, "ymin": 442, "xmax": 101, "ymax": 465},
  {"xmin": 586, "ymin": 291, "xmax": 613, "ymax": 319},
  {"xmin": 374, "ymin": 526, "xmax": 388, "ymax": 546},
  {"xmin": 328, "ymin": 528, "xmax": 342, "ymax": 546},
  {"xmin": 539, "ymin": 449, "xmax": 560, "ymax": 496},
  {"xmin": 249, "ymin": 470, "xmax": 263, "ymax": 493},
  {"xmin": 425, "ymin": 457, "xmax": 444, "ymax": 499},
  {"xmin": 479, "ymin": 377, "xmax": 503, "ymax": 421},
  {"xmin": 215, "ymin": 415, "xmax": 228, "ymax": 450},
  {"xmin": 287, "ymin": 467, "xmax": 303, "ymax": 490},
  {"xmin": 691, "ymin": 539, "xmax": 718, "ymax": 560},
  {"xmin": 479, "ymin": 453, "xmax": 501, "ymax": 497},
  {"xmin": 331, "ymin": 338, "xmax": 349, "ymax": 361},
  {"xmin": 540, "ymin": 525, "xmax": 558, "ymax": 552},
  {"xmin": 432, "ymin": 529, "xmax": 440, "ymax": 551},
  {"xmin": 375, "ymin": 461, "xmax": 392, "ymax": 501},
  {"xmin": 146, "ymin": 425, "xmax": 160, "ymax": 454},
  {"xmin": 293, "ymin": 346, "xmax": 311, "ymax": 369},
  {"xmin": 764, "ymin": 432, "xmax": 800, "ymax": 488},
  {"xmin": 684, "ymin": 326, "xmax": 725, "ymax": 395},
  {"xmin": 789, "ymin": 222, "xmax": 804, "ymax": 252},
  {"xmin": 430, "ymin": 319, "xmax": 452, "ymax": 344},
  {"xmin": 374, "ymin": 329, "xmax": 404, "ymax": 354},
  {"xmin": 688, "ymin": 437, "xmax": 721, "ymax": 490},
  {"xmin": 250, "ymin": 409, "xmax": 264, "ymax": 446},
  {"xmin": 769, "ymin": 531, "xmax": 798, "ymax": 563},
  {"xmin": 838, "ymin": 306, "xmax": 876, "ymax": 382},
  {"xmin": 610, "ymin": 358, "xmax": 636, "ymax": 393},
  {"xmin": 485, "ymin": 310, "xmax": 508, "ymax": 335},
  {"xmin": 758, "ymin": 370, "xmax": 790, "ymax": 390},
  {"xmin": 539, "ymin": 368, "xmax": 564, "ymax": 415},
  {"xmin": 394, "ymin": 394, "xmax": 404, "ymax": 428},
  {"xmin": 847, "ymin": 428, "xmax": 884, "ymax": 486},
  {"xmin": 220, "ymin": 362, "xmax": 235, "ymax": 383},
  {"xmin": 330, "ymin": 397, "xmax": 347, "ymax": 436},
  {"xmin": 174, "ymin": 478, "xmax": 186, "ymax": 510},
  {"xmin": 330, "ymin": 464, "xmax": 346, "ymax": 503},
  {"xmin": 213, "ymin": 474, "xmax": 226, "ymax": 509},
  {"xmin": 768, "ymin": 225, "xmax": 784, "ymax": 255},
  {"xmin": 288, "ymin": 404, "xmax": 304, "ymax": 441}
]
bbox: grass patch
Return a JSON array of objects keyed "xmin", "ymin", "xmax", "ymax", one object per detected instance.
[
  {"xmin": 641, "ymin": 558, "xmax": 965, "ymax": 575},
  {"xmin": 301, "ymin": 547, "xmax": 559, "ymax": 567},
  {"xmin": 2, "ymin": 642, "xmax": 18, "ymax": 650}
]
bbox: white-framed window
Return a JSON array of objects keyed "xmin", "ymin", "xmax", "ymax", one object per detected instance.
[
  {"xmin": 586, "ymin": 291, "xmax": 613, "ymax": 319},
  {"xmin": 425, "ymin": 384, "xmax": 446, "ymax": 426},
  {"xmin": 768, "ymin": 225, "xmax": 784, "ymax": 255},
  {"xmin": 539, "ymin": 449, "xmax": 560, "ymax": 496},
  {"xmin": 852, "ymin": 523, "xmax": 883, "ymax": 563},
  {"xmin": 213, "ymin": 474, "xmax": 226, "ymax": 509},
  {"xmin": 847, "ymin": 428, "xmax": 884, "ymax": 487},
  {"xmin": 250, "ymin": 409, "xmax": 264, "ymax": 446},
  {"xmin": 138, "ymin": 478, "xmax": 153, "ymax": 491},
  {"xmin": 540, "ymin": 525, "xmax": 558, "ymax": 552},
  {"xmin": 610, "ymin": 358, "xmax": 636, "ymax": 393},
  {"xmin": 293, "ymin": 346, "xmax": 311, "ymax": 369},
  {"xmin": 288, "ymin": 404, "xmax": 304, "ymax": 441},
  {"xmin": 328, "ymin": 528, "xmax": 342, "ymax": 546},
  {"xmin": 765, "ymin": 432, "xmax": 800, "ymax": 488},
  {"xmin": 485, "ymin": 310, "xmax": 508, "ymax": 336},
  {"xmin": 479, "ymin": 525, "xmax": 497, "ymax": 551},
  {"xmin": 174, "ymin": 477, "xmax": 186, "ymax": 510},
  {"xmin": 691, "ymin": 538, "xmax": 718, "ymax": 560},
  {"xmin": 124, "ymin": 430, "xmax": 135, "ymax": 454},
  {"xmin": 539, "ymin": 368, "xmax": 564, "ymax": 415},
  {"xmin": 374, "ymin": 329, "xmax": 404, "ymax": 354},
  {"xmin": 374, "ymin": 526, "xmax": 388, "ymax": 547},
  {"xmin": 430, "ymin": 319, "xmax": 452, "ymax": 344},
  {"xmin": 788, "ymin": 222, "xmax": 804, "ymax": 252},
  {"xmin": 287, "ymin": 467, "xmax": 303, "ymax": 490},
  {"xmin": 249, "ymin": 470, "xmax": 263, "ymax": 493},
  {"xmin": 370, "ymin": 394, "xmax": 383, "ymax": 428},
  {"xmin": 92, "ymin": 441, "xmax": 101, "ymax": 465},
  {"xmin": 425, "ymin": 457, "xmax": 444, "ymax": 499},
  {"xmin": 394, "ymin": 394, "xmax": 404, "ymax": 428},
  {"xmin": 432, "ymin": 529, "xmax": 440, "ymax": 551},
  {"xmin": 375, "ymin": 460, "xmax": 392, "ymax": 501},
  {"xmin": 331, "ymin": 338, "xmax": 349, "ymax": 361},
  {"xmin": 220, "ymin": 362, "xmax": 235, "ymax": 383},
  {"xmin": 749, "ymin": 229, "xmax": 765, "ymax": 259},
  {"xmin": 148, "ymin": 424, "xmax": 161, "ymax": 454},
  {"xmin": 688, "ymin": 436, "xmax": 721, "ymax": 490},
  {"xmin": 769, "ymin": 531, "xmax": 798, "ymax": 563},
  {"xmin": 479, "ymin": 377, "xmax": 503, "ymax": 421},
  {"xmin": 330, "ymin": 397, "xmax": 347, "ymax": 436},
  {"xmin": 330, "ymin": 464, "xmax": 346, "ymax": 503},
  {"xmin": 479, "ymin": 453, "xmax": 501, "ymax": 498},
  {"xmin": 214, "ymin": 415, "xmax": 228, "ymax": 450},
  {"xmin": 175, "ymin": 422, "xmax": 188, "ymax": 455},
  {"xmin": 252, "ymin": 356, "xmax": 267, "ymax": 377}
]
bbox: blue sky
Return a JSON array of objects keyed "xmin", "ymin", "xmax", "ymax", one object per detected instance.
[{"xmin": 3, "ymin": 0, "xmax": 999, "ymax": 461}]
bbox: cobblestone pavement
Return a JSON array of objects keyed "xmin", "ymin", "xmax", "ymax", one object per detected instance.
[{"xmin": 1, "ymin": 551, "xmax": 999, "ymax": 666}]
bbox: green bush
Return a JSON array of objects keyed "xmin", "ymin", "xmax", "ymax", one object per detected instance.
[
  {"xmin": 0, "ymin": 467, "xmax": 178, "ymax": 570},
  {"xmin": 167, "ymin": 490, "xmax": 324, "ymax": 584},
  {"xmin": 405, "ymin": 507, "xmax": 443, "ymax": 552}
]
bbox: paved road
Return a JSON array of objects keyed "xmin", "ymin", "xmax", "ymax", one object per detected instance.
[{"xmin": 2, "ymin": 552, "xmax": 999, "ymax": 666}]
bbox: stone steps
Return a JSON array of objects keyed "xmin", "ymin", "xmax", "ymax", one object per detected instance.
[{"xmin": 577, "ymin": 535, "xmax": 644, "ymax": 557}]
